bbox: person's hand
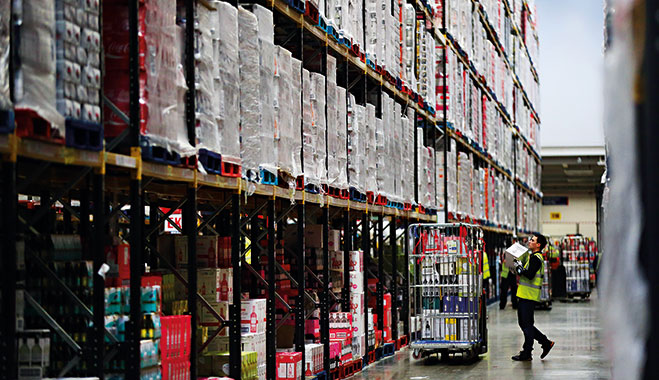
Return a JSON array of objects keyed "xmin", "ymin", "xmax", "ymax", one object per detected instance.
[{"xmin": 514, "ymin": 259, "xmax": 523, "ymax": 275}]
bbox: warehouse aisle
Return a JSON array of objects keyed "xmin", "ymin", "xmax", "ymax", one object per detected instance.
[{"xmin": 353, "ymin": 294, "xmax": 609, "ymax": 379}]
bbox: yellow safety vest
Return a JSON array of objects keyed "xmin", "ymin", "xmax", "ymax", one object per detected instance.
[
  {"xmin": 516, "ymin": 252, "xmax": 544, "ymax": 302},
  {"xmin": 501, "ymin": 261, "xmax": 509, "ymax": 278},
  {"xmin": 483, "ymin": 253, "xmax": 490, "ymax": 279}
]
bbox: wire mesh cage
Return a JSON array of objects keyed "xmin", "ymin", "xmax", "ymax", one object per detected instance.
[{"xmin": 408, "ymin": 223, "xmax": 487, "ymax": 358}]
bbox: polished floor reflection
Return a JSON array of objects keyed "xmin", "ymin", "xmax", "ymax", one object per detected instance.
[{"xmin": 354, "ymin": 293, "xmax": 610, "ymax": 379}]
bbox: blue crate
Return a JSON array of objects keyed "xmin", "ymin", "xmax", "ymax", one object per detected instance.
[
  {"xmin": 198, "ymin": 149, "xmax": 222, "ymax": 175},
  {"xmin": 382, "ymin": 342, "xmax": 395, "ymax": 357},
  {"xmin": 260, "ymin": 168, "xmax": 278, "ymax": 186},
  {"xmin": 349, "ymin": 187, "xmax": 366, "ymax": 202},
  {"xmin": 65, "ymin": 118, "xmax": 103, "ymax": 151},
  {"xmin": 141, "ymin": 137, "xmax": 181, "ymax": 166}
]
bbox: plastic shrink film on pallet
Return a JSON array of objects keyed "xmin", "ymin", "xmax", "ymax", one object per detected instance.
[
  {"xmin": 375, "ymin": 116, "xmax": 387, "ymax": 198},
  {"xmin": 0, "ymin": 0, "xmax": 9, "ymax": 110},
  {"xmin": 334, "ymin": 87, "xmax": 348, "ymax": 189},
  {"xmin": 103, "ymin": 0, "xmax": 193, "ymax": 156},
  {"xmin": 391, "ymin": 103, "xmax": 401, "ymax": 203},
  {"xmin": 404, "ymin": 108, "xmax": 415, "ymax": 204},
  {"xmin": 347, "ymin": 97, "xmax": 365, "ymax": 194},
  {"xmin": 403, "ymin": 4, "xmax": 415, "ymax": 89},
  {"xmin": 291, "ymin": 58, "xmax": 303, "ymax": 177},
  {"xmin": 383, "ymin": 94, "xmax": 395, "ymax": 198},
  {"xmin": 55, "ymin": 0, "xmax": 102, "ymax": 125},
  {"xmin": 238, "ymin": 6, "xmax": 263, "ymax": 181},
  {"xmin": 252, "ymin": 5, "xmax": 278, "ymax": 178},
  {"xmin": 311, "ymin": 72, "xmax": 327, "ymax": 185},
  {"xmin": 446, "ymin": 138, "xmax": 457, "ymax": 213},
  {"xmin": 274, "ymin": 47, "xmax": 301, "ymax": 182},
  {"xmin": 436, "ymin": 150, "xmax": 445, "ymax": 211},
  {"xmin": 356, "ymin": 104, "xmax": 367, "ymax": 192},
  {"xmin": 14, "ymin": 0, "xmax": 65, "ymax": 134},
  {"xmin": 195, "ymin": 5, "xmax": 221, "ymax": 157},
  {"xmin": 302, "ymin": 68, "xmax": 318, "ymax": 186},
  {"xmin": 365, "ymin": 0, "xmax": 378, "ymax": 62},
  {"xmin": 216, "ymin": 2, "xmax": 241, "ymax": 165},
  {"xmin": 365, "ymin": 104, "xmax": 377, "ymax": 194}
]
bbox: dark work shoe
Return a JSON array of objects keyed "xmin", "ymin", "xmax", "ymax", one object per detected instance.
[
  {"xmin": 541, "ymin": 341, "xmax": 555, "ymax": 359},
  {"xmin": 499, "ymin": 306, "xmax": 506, "ymax": 310},
  {"xmin": 512, "ymin": 352, "xmax": 532, "ymax": 361}
]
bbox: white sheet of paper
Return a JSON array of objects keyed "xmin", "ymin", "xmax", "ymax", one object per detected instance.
[{"xmin": 505, "ymin": 242, "xmax": 529, "ymax": 268}]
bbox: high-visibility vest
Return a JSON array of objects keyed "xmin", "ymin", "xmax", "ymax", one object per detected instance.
[
  {"xmin": 501, "ymin": 261, "xmax": 510, "ymax": 278},
  {"xmin": 483, "ymin": 253, "xmax": 490, "ymax": 279},
  {"xmin": 516, "ymin": 252, "xmax": 544, "ymax": 302}
]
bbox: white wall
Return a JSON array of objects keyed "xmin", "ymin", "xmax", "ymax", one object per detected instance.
[{"xmin": 541, "ymin": 193, "xmax": 598, "ymax": 240}]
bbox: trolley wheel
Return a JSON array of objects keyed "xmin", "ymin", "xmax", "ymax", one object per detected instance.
[{"xmin": 413, "ymin": 349, "xmax": 422, "ymax": 360}]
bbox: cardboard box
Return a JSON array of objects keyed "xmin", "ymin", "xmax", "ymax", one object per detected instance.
[
  {"xmin": 349, "ymin": 271, "xmax": 364, "ymax": 293},
  {"xmin": 276, "ymin": 352, "xmax": 302, "ymax": 380},
  {"xmin": 287, "ymin": 224, "xmax": 324, "ymax": 248},
  {"xmin": 241, "ymin": 299, "xmax": 267, "ymax": 334},
  {"xmin": 304, "ymin": 343, "xmax": 324, "ymax": 375},
  {"xmin": 505, "ymin": 242, "xmax": 529, "ymax": 269},
  {"xmin": 328, "ymin": 229, "xmax": 341, "ymax": 250},
  {"xmin": 306, "ymin": 319, "xmax": 320, "ymax": 338},
  {"xmin": 348, "ymin": 250, "xmax": 363, "ymax": 273},
  {"xmin": 175, "ymin": 235, "xmax": 188, "ymax": 268},
  {"xmin": 199, "ymin": 301, "xmax": 229, "ymax": 329},
  {"xmin": 350, "ymin": 293, "xmax": 365, "ymax": 336},
  {"xmin": 329, "ymin": 250, "xmax": 344, "ymax": 271},
  {"xmin": 351, "ymin": 334, "xmax": 365, "ymax": 358},
  {"xmin": 197, "ymin": 236, "xmax": 219, "ymax": 268}
]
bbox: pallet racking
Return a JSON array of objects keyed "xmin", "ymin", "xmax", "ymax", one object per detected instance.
[{"xmin": 0, "ymin": 0, "xmax": 541, "ymax": 378}]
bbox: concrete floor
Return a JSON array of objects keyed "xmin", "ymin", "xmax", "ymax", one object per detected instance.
[{"xmin": 353, "ymin": 294, "xmax": 610, "ymax": 379}]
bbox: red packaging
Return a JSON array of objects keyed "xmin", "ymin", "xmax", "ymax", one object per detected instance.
[
  {"xmin": 305, "ymin": 319, "xmax": 320, "ymax": 338},
  {"xmin": 116, "ymin": 244, "xmax": 130, "ymax": 281},
  {"xmin": 276, "ymin": 352, "xmax": 303, "ymax": 380}
]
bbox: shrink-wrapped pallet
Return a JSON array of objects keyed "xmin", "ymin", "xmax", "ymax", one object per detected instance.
[
  {"xmin": 216, "ymin": 2, "xmax": 241, "ymax": 165},
  {"xmin": 365, "ymin": 104, "xmax": 377, "ymax": 194},
  {"xmin": 238, "ymin": 6, "xmax": 263, "ymax": 181},
  {"xmin": 104, "ymin": 0, "xmax": 192, "ymax": 155},
  {"xmin": 311, "ymin": 72, "xmax": 327, "ymax": 184},
  {"xmin": 0, "ymin": 0, "xmax": 9, "ymax": 110},
  {"xmin": 274, "ymin": 47, "xmax": 302, "ymax": 180},
  {"xmin": 302, "ymin": 68, "xmax": 318, "ymax": 186},
  {"xmin": 14, "ymin": 0, "xmax": 64, "ymax": 134},
  {"xmin": 195, "ymin": 5, "xmax": 221, "ymax": 157},
  {"xmin": 332, "ymin": 87, "xmax": 348, "ymax": 189}
]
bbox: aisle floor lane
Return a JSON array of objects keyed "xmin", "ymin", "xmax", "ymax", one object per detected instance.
[{"xmin": 352, "ymin": 293, "xmax": 610, "ymax": 379}]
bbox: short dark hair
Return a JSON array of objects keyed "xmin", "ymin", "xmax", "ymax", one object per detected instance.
[{"xmin": 533, "ymin": 233, "xmax": 547, "ymax": 251}]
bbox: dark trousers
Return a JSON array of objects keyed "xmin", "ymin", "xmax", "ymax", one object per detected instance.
[
  {"xmin": 499, "ymin": 275, "xmax": 518, "ymax": 309},
  {"xmin": 517, "ymin": 298, "xmax": 550, "ymax": 353}
]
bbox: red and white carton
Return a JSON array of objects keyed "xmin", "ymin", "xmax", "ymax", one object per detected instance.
[
  {"xmin": 175, "ymin": 236, "xmax": 188, "ymax": 268},
  {"xmin": 304, "ymin": 344, "xmax": 324, "ymax": 375},
  {"xmin": 328, "ymin": 229, "xmax": 341, "ymax": 250},
  {"xmin": 348, "ymin": 250, "xmax": 363, "ymax": 273},
  {"xmin": 349, "ymin": 271, "xmax": 364, "ymax": 294},
  {"xmin": 276, "ymin": 352, "xmax": 302, "ymax": 380},
  {"xmin": 329, "ymin": 250, "xmax": 344, "ymax": 271},
  {"xmin": 197, "ymin": 236, "xmax": 219, "ymax": 268},
  {"xmin": 305, "ymin": 319, "xmax": 320, "ymax": 338},
  {"xmin": 350, "ymin": 293, "xmax": 365, "ymax": 336},
  {"xmin": 241, "ymin": 298, "xmax": 267, "ymax": 334}
]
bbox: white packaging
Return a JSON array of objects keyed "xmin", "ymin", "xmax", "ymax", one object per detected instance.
[
  {"xmin": 241, "ymin": 298, "xmax": 267, "ymax": 334},
  {"xmin": 348, "ymin": 250, "xmax": 363, "ymax": 273},
  {"xmin": 350, "ymin": 292, "xmax": 365, "ymax": 336},
  {"xmin": 349, "ymin": 271, "xmax": 363, "ymax": 294}
]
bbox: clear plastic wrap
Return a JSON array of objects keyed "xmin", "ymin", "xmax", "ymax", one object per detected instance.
[
  {"xmin": 383, "ymin": 94, "xmax": 395, "ymax": 197},
  {"xmin": 334, "ymin": 86, "xmax": 348, "ymax": 189},
  {"xmin": 258, "ymin": 39, "xmax": 277, "ymax": 175},
  {"xmin": 347, "ymin": 94, "xmax": 362, "ymax": 192},
  {"xmin": 0, "ymin": 0, "xmax": 9, "ymax": 110},
  {"xmin": 275, "ymin": 47, "xmax": 302, "ymax": 180},
  {"xmin": 102, "ymin": 0, "xmax": 193, "ymax": 156},
  {"xmin": 365, "ymin": 103, "xmax": 377, "ymax": 193},
  {"xmin": 14, "ymin": 0, "xmax": 65, "ymax": 134},
  {"xmin": 311, "ymin": 72, "xmax": 327, "ymax": 184},
  {"xmin": 302, "ymin": 68, "xmax": 317, "ymax": 185},
  {"xmin": 356, "ymin": 104, "xmax": 366, "ymax": 192},
  {"xmin": 327, "ymin": 80, "xmax": 339, "ymax": 185},
  {"xmin": 403, "ymin": 108, "xmax": 415, "ymax": 204},
  {"xmin": 375, "ymin": 116, "xmax": 386, "ymax": 196},
  {"xmin": 216, "ymin": 2, "xmax": 241, "ymax": 164},
  {"xmin": 291, "ymin": 58, "xmax": 303, "ymax": 177},
  {"xmin": 393, "ymin": 102, "xmax": 403, "ymax": 201},
  {"xmin": 238, "ymin": 6, "xmax": 263, "ymax": 180},
  {"xmin": 251, "ymin": 4, "xmax": 274, "ymax": 44},
  {"xmin": 195, "ymin": 5, "xmax": 221, "ymax": 156}
]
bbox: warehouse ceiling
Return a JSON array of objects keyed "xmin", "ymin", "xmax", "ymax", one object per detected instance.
[{"xmin": 541, "ymin": 147, "xmax": 606, "ymax": 195}]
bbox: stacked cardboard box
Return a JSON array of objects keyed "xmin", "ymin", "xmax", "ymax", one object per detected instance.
[{"xmin": 348, "ymin": 250, "xmax": 365, "ymax": 358}]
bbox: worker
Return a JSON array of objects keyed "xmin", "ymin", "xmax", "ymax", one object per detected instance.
[
  {"xmin": 482, "ymin": 251, "xmax": 491, "ymax": 298},
  {"xmin": 499, "ymin": 250, "xmax": 518, "ymax": 310},
  {"xmin": 512, "ymin": 233, "xmax": 555, "ymax": 361}
]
